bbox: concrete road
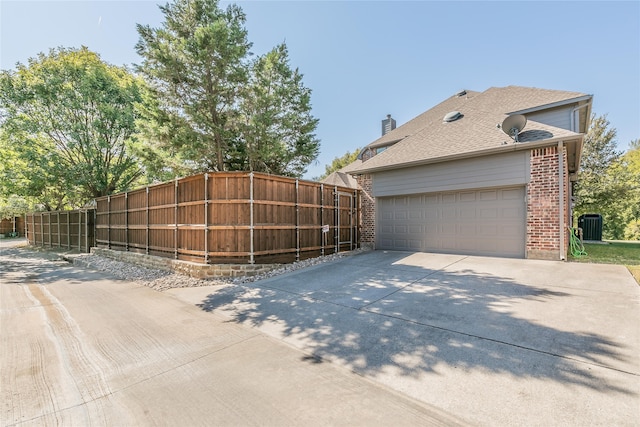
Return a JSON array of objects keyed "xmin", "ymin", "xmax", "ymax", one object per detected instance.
[
  {"xmin": 170, "ymin": 250, "xmax": 640, "ymax": 426},
  {"xmin": 0, "ymin": 246, "xmax": 465, "ymax": 426}
]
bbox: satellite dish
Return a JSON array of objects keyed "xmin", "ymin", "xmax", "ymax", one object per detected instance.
[{"xmin": 501, "ymin": 114, "xmax": 527, "ymax": 142}]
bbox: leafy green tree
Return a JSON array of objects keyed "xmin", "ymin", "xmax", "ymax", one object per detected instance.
[
  {"xmin": 0, "ymin": 194, "xmax": 31, "ymax": 220},
  {"xmin": 618, "ymin": 140, "xmax": 640, "ymax": 239},
  {"xmin": 135, "ymin": 0, "xmax": 320, "ymax": 178},
  {"xmin": 238, "ymin": 44, "xmax": 319, "ymax": 176},
  {"xmin": 135, "ymin": 0, "xmax": 251, "ymax": 174},
  {"xmin": 574, "ymin": 114, "xmax": 636, "ymax": 239},
  {"xmin": 314, "ymin": 148, "xmax": 361, "ymax": 181},
  {"xmin": 0, "ymin": 129, "xmax": 72, "ymax": 210},
  {"xmin": 0, "ymin": 47, "xmax": 145, "ymax": 207}
]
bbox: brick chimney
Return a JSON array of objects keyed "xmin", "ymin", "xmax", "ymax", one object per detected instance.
[{"xmin": 381, "ymin": 114, "xmax": 396, "ymax": 136}]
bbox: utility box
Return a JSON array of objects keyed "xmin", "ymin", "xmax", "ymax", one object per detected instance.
[{"xmin": 578, "ymin": 214, "xmax": 603, "ymax": 241}]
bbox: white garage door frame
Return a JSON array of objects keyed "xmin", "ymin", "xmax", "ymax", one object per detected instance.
[{"xmin": 376, "ymin": 186, "xmax": 526, "ymax": 258}]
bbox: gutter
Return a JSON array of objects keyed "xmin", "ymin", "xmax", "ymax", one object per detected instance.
[{"xmin": 351, "ymin": 135, "xmax": 581, "ymax": 175}]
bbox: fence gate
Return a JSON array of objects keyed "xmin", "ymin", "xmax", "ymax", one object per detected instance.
[{"xmin": 336, "ymin": 190, "xmax": 357, "ymax": 252}]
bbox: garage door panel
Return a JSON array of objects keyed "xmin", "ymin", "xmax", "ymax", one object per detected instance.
[
  {"xmin": 377, "ymin": 187, "xmax": 525, "ymax": 258},
  {"xmin": 502, "ymin": 188, "xmax": 523, "ymax": 199},
  {"xmin": 408, "ymin": 240, "xmax": 422, "ymax": 250},
  {"xmin": 381, "ymin": 211, "xmax": 393, "ymax": 220},
  {"xmin": 440, "ymin": 223, "xmax": 456, "ymax": 234},
  {"xmin": 442, "ymin": 194, "xmax": 456, "ymax": 203},
  {"xmin": 477, "ymin": 224, "xmax": 498, "ymax": 235},
  {"xmin": 409, "ymin": 210, "xmax": 422, "ymax": 220},
  {"xmin": 479, "ymin": 208, "xmax": 498, "ymax": 218},
  {"xmin": 479, "ymin": 190, "xmax": 498, "ymax": 201},
  {"xmin": 424, "ymin": 195, "xmax": 438, "ymax": 204},
  {"xmin": 425, "ymin": 208, "xmax": 438, "ymax": 219},
  {"xmin": 459, "ymin": 207, "xmax": 476, "ymax": 218},
  {"xmin": 459, "ymin": 191, "xmax": 476, "ymax": 202},
  {"xmin": 394, "ymin": 225, "xmax": 408, "ymax": 234},
  {"xmin": 456, "ymin": 239, "xmax": 475, "ymax": 252},
  {"xmin": 502, "ymin": 207, "xmax": 521, "ymax": 218},
  {"xmin": 501, "ymin": 224, "xmax": 523, "ymax": 235},
  {"xmin": 394, "ymin": 212, "xmax": 408, "ymax": 220},
  {"xmin": 442, "ymin": 207, "xmax": 456, "ymax": 218},
  {"xmin": 380, "ymin": 237, "xmax": 394, "ymax": 247},
  {"xmin": 458, "ymin": 224, "xmax": 476, "ymax": 234},
  {"xmin": 408, "ymin": 225, "xmax": 422, "ymax": 234}
]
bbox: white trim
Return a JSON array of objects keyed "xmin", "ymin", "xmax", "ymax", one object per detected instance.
[
  {"xmin": 558, "ymin": 141, "xmax": 565, "ymax": 261},
  {"xmin": 509, "ymin": 95, "xmax": 593, "ymax": 116}
]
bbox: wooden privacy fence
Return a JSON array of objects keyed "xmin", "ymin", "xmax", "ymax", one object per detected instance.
[
  {"xmin": 95, "ymin": 172, "xmax": 359, "ymax": 264},
  {"xmin": 25, "ymin": 210, "xmax": 96, "ymax": 252},
  {"xmin": 0, "ymin": 216, "xmax": 25, "ymax": 237}
]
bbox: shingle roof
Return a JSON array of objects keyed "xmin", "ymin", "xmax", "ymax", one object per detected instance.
[
  {"xmin": 351, "ymin": 86, "xmax": 591, "ymax": 174},
  {"xmin": 320, "ymin": 171, "xmax": 358, "ymax": 188},
  {"xmin": 320, "ymin": 159, "xmax": 361, "ymax": 188}
]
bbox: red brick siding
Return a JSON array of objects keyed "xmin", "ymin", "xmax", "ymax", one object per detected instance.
[
  {"xmin": 356, "ymin": 174, "xmax": 375, "ymax": 248},
  {"xmin": 527, "ymin": 146, "xmax": 568, "ymax": 260}
]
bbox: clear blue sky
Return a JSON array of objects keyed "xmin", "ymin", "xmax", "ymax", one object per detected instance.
[{"xmin": 2, "ymin": 0, "xmax": 639, "ymax": 179}]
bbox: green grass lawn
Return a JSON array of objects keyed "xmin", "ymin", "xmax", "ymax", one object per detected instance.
[{"xmin": 569, "ymin": 241, "xmax": 640, "ymax": 284}]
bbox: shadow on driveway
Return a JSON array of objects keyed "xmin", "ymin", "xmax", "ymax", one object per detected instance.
[{"xmin": 196, "ymin": 251, "xmax": 638, "ymax": 398}]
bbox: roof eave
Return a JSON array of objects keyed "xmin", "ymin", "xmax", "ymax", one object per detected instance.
[
  {"xmin": 508, "ymin": 94, "xmax": 593, "ymax": 115},
  {"xmin": 350, "ymin": 135, "xmax": 583, "ymax": 175}
]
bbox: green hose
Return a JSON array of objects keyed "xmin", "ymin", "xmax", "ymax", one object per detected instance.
[{"xmin": 568, "ymin": 227, "xmax": 587, "ymax": 258}]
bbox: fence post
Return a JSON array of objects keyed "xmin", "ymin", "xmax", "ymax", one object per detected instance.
[
  {"xmin": 350, "ymin": 192, "xmax": 355, "ymax": 251},
  {"xmin": 67, "ymin": 211, "xmax": 71, "ymax": 249},
  {"xmin": 295, "ymin": 179, "xmax": 300, "ymax": 262},
  {"xmin": 125, "ymin": 192, "xmax": 129, "ymax": 251},
  {"xmin": 146, "ymin": 187, "xmax": 149, "ymax": 255},
  {"xmin": 85, "ymin": 210, "xmax": 89, "ymax": 253},
  {"xmin": 353, "ymin": 190, "xmax": 358, "ymax": 250},
  {"xmin": 56, "ymin": 211, "xmax": 60, "ymax": 248},
  {"xmin": 249, "ymin": 172, "xmax": 255, "ymax": 264},
  {"xmin": 107, "ymin": 196, "xmax": 111, "ymax": 250},
  {"xmin": 47, "ymin": 212, "xmax": 51, "ymax": 247},
  {"xmin": 174, "ymin": 178, "xmax": 178, "ymax": 259},
  {"xmin": 78, "ymin": 211, "xmax": 81, "ymax": 251},
  {"xmin": 320, "ymin": 184, "xmax": 324, "ymax": 256},
  {"xmin": 334, "ymin": 186, "xmax": 339, "ymax": 253},
  {"xmin": 204, "ymin": 173, "xmax": 209, "ymax": 264}
]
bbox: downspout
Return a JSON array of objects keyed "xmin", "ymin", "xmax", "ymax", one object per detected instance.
[
  {"xmin": 568, "ymin": 101, "xmax": 591, "ymax": 248},
  {"xmin": 558, "ymin": 140, "xmax": 565, "ymax": 260},
  {"xmin": 570, "ymin": 103, "xmax": 590, "ymax": 132}
]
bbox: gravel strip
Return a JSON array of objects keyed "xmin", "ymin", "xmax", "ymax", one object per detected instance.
[{"xmin": 72, "ymin": 248, "xmax": 369, "ymax": 292}]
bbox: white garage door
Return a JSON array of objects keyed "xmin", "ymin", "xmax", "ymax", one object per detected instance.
[{"xmin": 377, "ymin": 187, "xmax": 525, "ymax": 258}]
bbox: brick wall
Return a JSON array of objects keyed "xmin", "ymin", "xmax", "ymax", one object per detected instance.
[
  {"xmin": 527, "ymin": 146, "xmax": 568, "ymax": 260},
  {"xmin": 356, "ymin": 174, "xmax": 375, "ymax": 249}
]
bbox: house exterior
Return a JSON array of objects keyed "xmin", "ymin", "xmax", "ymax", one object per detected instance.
[{"xmin": 345, "ymin": 86, "xmax": 592, "ymax": 260}]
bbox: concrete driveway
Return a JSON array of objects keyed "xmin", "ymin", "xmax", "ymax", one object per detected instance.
[
  {"xmin": 170, "ymin": 250, "xmax": 640, "ymax": 426},
  {"xmin": 2, "ymin": 245, "xmax": 466, "ymax": 426}
]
